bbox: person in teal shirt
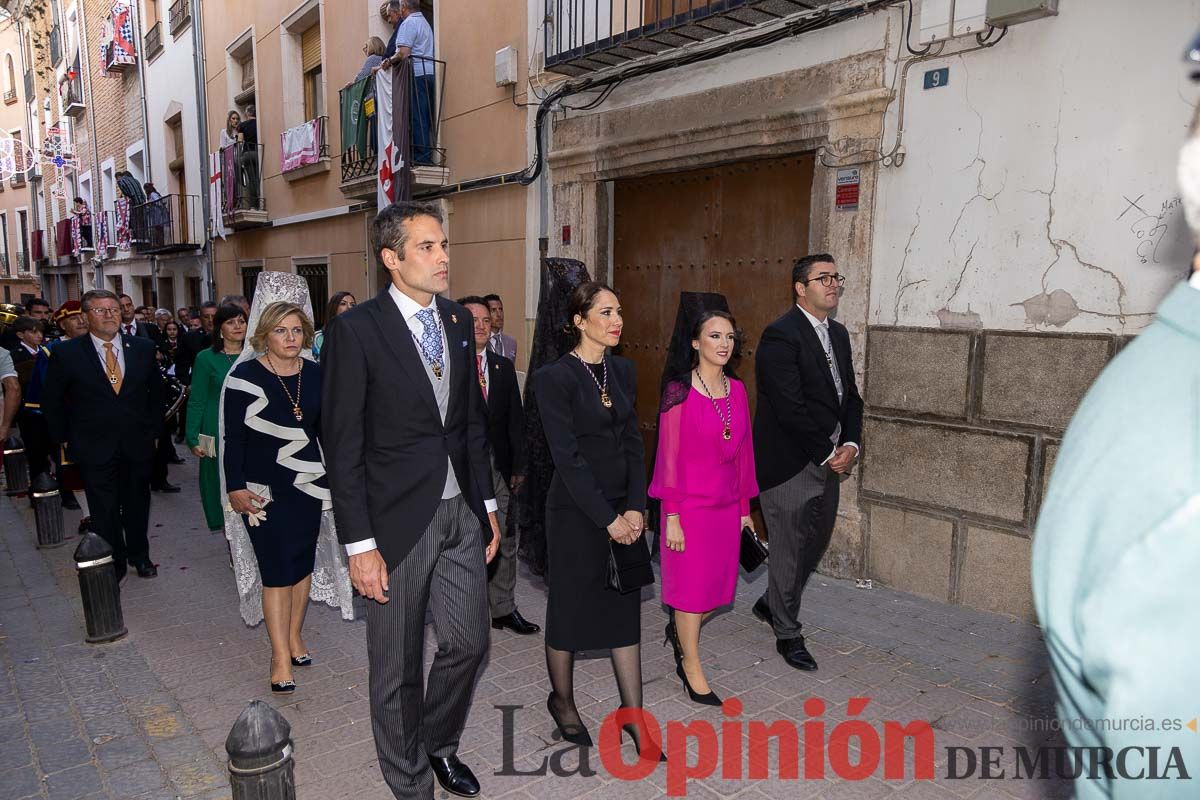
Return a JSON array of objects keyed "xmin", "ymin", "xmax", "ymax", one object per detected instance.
[{"xmin": 1033, "ymin": 135, "xmax": 1200, "ymax": 798}]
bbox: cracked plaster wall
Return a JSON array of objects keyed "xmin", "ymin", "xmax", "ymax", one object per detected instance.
[{"xmin": 871, "ymin": 0, "xmax": 1200, "ymax": 334}]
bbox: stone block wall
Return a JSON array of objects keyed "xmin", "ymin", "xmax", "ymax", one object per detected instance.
[{"xmin": 857, "ymin": 327, "xmax": 1116, "ymax": 620}]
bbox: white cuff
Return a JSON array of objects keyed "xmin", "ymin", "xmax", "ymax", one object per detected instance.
[
  {"xmin": 842, "ymin": 442, "xmax": 860, "ymax": 454},
  {"xmin": 345, "ymin": 538, "xmax": 378, "ymax": 556},
  {"xmin": 484, "ymin": 498, "xmax": 498, "ymax": 513}
]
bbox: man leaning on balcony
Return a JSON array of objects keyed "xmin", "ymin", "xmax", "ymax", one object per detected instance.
[{"xmin": 376, "ymin": 0, "xmax": 436, "ymax": 166}]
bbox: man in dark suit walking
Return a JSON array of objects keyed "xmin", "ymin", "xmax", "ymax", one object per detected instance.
[
  {"xmin": 752, "ymin": 254, "xmax": 864, "ymax": 671},
  {"xmin": 117, "ymin": 294, "xmax": 159, "ymax": 341},
  {"xmin": 458, "ymin": 295, "xmax": 540, "ymax": 636},
  {"xmin": 43, "ymin": 289, "xmax": 163, "ymax": 582},
  {"xmin": 323, "ymin": 202, "xmax": 501, "ymax": 800}
]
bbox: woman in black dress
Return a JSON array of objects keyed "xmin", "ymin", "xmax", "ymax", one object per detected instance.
[
  {"xmin": 223, "ymin": 301, "xmax": 327, "ymax": 693},
  {"xmin": 534, "ymin": 281, "xmax": 660, "ymax": 758}
]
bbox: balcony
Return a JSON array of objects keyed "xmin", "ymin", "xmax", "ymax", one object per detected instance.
[
  {"xmin": 0, "ymin": 254, "xmax": 7, "ymax": 274},
  {"xmin": 169, "ymin": 0, "xmax": 190, "ymax": 35},
  {"xmin": 49, "ymin": 25, "xmax": 62, "ymax": 67},
  {"xmin": 131, "ymin": 194, "xmax": 203, "ymax": 254},
  {"xmin": 15, "ymin": 251, "xmax": 29, "ymax": 276},
  {"xmin": 10, "ymin": 170, "xmax": 25, "ymax": 188},
  {"xmin": 144, "ymin": 21, "xmax": 164, "ymax": 61},
  {"xmin": 219, "ymin": 142, "xmax": 269, "ymax": 229},
  {"xmin": 545, "ymin": 0, "xmax": 847, "ymax": 76},
  {"xmin": 337, "ymin": 61, "xmax": 449, "ymax": 202},
  {"xmin": 280, "ymin": 116, "xmax": 330, "ymax": 182},
  {"xmin": 3, "ymin": 89, "xmax": 15, "ymax": 105},
  {"xmin": 63, "ymin": 75, "xmax": 85, "ymax": 118}
]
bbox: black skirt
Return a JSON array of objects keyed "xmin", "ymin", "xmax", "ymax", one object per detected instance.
[{"xmin": 545, "ymin": 494, "xmax": 640, "ymax": 651}]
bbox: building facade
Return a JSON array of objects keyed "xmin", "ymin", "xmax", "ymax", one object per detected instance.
[
  {"xmin": 530, "ymin": 0, "xmax": 1197, "ymax": 620},
  {"xmin": 0, "ymin": 9, "xmax": 37, "ymax": 305}
]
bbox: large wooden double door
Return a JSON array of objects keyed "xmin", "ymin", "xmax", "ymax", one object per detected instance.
[{"xmin": 613, "ymin": 153, "xmax": 815, "ymax": 445}]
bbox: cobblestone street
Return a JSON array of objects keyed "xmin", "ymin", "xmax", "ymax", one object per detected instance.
[{"xmin": 1, "ymin": 455, "xmax": 1069, "ymax": 799}]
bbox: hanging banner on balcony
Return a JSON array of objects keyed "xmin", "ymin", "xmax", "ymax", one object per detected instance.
[
  {"xmin": 341, "ymin": 76, "xmax": 371, "ymax": 158},
  {"xmin": 99, "ymin": 1, "xmax": 137, "ymax": 74},
  {"xmin": 376, "ymin": 59, "xmax": 413, "ymax": 210},
  {"xmin": 209, "ymin": 151, "xmax": 227, "ymax": 240}
]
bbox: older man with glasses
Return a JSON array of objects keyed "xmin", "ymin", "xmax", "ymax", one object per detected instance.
[
  {"xmin": 42, "ymin": 289, "xmax": 164, "ymax": 582},
  {"xmin": 750, "ymin": 254, "xmax": 863, "ymax": 672}
]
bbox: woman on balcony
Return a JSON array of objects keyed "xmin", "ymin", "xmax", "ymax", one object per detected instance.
[
  {"xmin": 72, "ymin": 198, "xmax": 93, "ymax": 250},
  {"xmin": 219, "ymin": 110, "xmax": 241, "ymax": 149}
]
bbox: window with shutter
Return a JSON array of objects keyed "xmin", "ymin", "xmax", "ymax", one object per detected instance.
[
  {"xmin": 301, "ymin": 25, "xmax": 321, "ymax": 73},
  {"xmin": 301, "ymin": 24, "xmax": 322, "ymax": 121}
]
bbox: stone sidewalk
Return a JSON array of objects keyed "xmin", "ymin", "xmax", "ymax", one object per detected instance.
[{"xmin": 1, "ymin": 455, "xmax": 1071, "ymax": 799}]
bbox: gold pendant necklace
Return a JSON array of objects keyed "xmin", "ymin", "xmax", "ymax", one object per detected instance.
[
  {"xmin": 266, "ymin": 355, "xmax": 304, "ymax": 421},
  {"xmin": 572, "ymin": 351, "xmax": 612, "ymax": 408},
  {"xmin": 695, "ymin": 369, "xmax": 732, "ymax": 440}
]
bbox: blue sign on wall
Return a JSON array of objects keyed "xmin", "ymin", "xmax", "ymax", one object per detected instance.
[{"xmin": 924, "ymin": 67, "xmax": 950, "ymax": 90}]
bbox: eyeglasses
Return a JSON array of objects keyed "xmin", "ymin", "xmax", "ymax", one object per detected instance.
[
  {"xmin": 88, "ymin": 307, "xmax": 120, "ymax": 317},
  {"xmin": 801, "ymin": 274, "xmax": 847, "ymax": 288}
]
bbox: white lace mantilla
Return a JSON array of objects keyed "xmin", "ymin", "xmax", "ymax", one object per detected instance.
[{"xmin": 217, "ymin": 271, "xmax": 355, "ymax": 626}]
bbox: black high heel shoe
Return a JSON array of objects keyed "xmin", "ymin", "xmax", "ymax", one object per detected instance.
[
  {"xmin": 663, "ymin": 621, "xmax": 683, "ymax": 668},
  {"xmin": 291, "ymin": 654, "xmax": 312, "ymax": 667},
  {"xmin": 676, "ymin": 664, "xmax": 722, "ymax": 707},
  {"xmin": 270, "ymin": 679, "xmax": 296, "ymax": 693},
  {"xmin": 622, "ymin": 724, "xmax": 667, "ymax": 763},
  {"xmin": 547, "ymin": 693, "xmax": 593, "ymax": 747}
]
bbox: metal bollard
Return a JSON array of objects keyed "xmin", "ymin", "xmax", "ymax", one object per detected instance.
[
  {"xmin": 31, "ymin": 473, "xmax": 65, "ymax": 549},
  {"xmin": 226, "ymin": 700, "xmax": 296, "ymax": 800},
  {"xmin": 73, "ymin": 533, "xmax": 127, "ymax": 644},
  {"xmin": 3, "ymin": 433, "xmax": 29, "ymax": 496}
]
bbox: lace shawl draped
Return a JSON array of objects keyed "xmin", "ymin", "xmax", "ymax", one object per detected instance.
[
  {"xmin": 217, "ymin": 270, "xmax": 355, "ymax": 626},
  {"xmin": 515, "ymin": 258, "xmax": 591, "ymax": 576}
]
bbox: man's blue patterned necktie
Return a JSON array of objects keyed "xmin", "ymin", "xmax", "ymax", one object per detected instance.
[{"xmin": 414, "ymin": 307, "xmax": 444, "ymax": 377}]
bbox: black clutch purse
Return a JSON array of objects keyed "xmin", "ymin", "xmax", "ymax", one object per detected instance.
[
  {"xmin": 607, "ymin": 537, "xmax": 654, "ymax": 594},
  {"xmin": 740, "ymin": 525, "xmax": 768, "ymax": 572}
]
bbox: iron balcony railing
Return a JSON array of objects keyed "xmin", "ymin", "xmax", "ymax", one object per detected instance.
[
  {"xmin": 219, "ymin": 142, "xmax": 266, "ymax": 215},
  {"xmin": 337, "ymin": 55, "xmax": 447, "ymax": 181},
  {"xmin": 279, "ymin": 115, "xmax": 329, "ymax": 173},
  {"xmin": 2, "ymin": 89, "xmax": 14, "ymax": 104},
  {"xmin": 168, "ymin": 0, "xmax": 190, "ymax": 34},
  {"xmin": 338, "ymin": 76, "xmax": 376, "ymax": 183},
  {"xmin": 0, "ymin": 253, "xmax": 7, "ymax": 275},
  {"xmin": 132, "ymin": 194, "xmax": 202, "ymax": 254},
  {"xmin": 49, "ymin": 24, "xmax": 62, "ymax": 66},
  {"xmin": 545, "ymin": 0, "xmax": 845, "ymax": 74},
  {"xmin": 16, "ymin": 251, "xmax": 28, "ymax": 275},
  {"xmin": 144, "ymin": 21, "xmax": 164, "ymax": 60}
]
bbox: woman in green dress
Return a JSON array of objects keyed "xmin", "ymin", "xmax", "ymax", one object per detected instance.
[{"xmin": 186, "ymin": 304, "xmax": 248, "ymax": 530}]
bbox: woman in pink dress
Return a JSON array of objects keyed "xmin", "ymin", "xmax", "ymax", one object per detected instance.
[{"xmin": 649, "ymin": 309, "xmax": 758, "ymax": 705}]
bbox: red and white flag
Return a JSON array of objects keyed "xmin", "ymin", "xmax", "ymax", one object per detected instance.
[
  {"xmin": 209, "ymin": 151, "xmax": 227, "ymax": 240},
  {"xmin": 376, "ymin": 60, "xmax": 413, "ymax": 210}
]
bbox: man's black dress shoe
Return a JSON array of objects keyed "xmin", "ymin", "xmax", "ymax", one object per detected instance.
[
  {"xmin": 428, "ymin": 754, "xmax": 480, "ymax": 798},
  {"xmin": 152, "ymin": 482, "xmax": 181, "ymax": 493},
  {"xmin": 752, "ymin": 596, "xmax": 774, "ymax": 628},
  {"xmin": 135, "ymin": 561, "xmax": 158, "ymax": 578},
  {"xmin": 776, "ymin": 636, "xmax": 818, "ymax": 671},
  {"xmin": 491, "ymin": 609, "xmax": 541, "ymax": 635}
]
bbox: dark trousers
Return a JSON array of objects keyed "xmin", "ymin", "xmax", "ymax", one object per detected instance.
[
  {"xmin": 411, "ymin": 73, "xmax": 436, "ymax": 165},
  {"xmin": 486, "ymin": 465, "xmax": 516, "ymax": 617},
  {"xmin": 17, "ymin": 412, "xmax": 51, "ymax": 482},
  {"xmin": 759, "ymin": 460, "xmax": 840, "ymax": 641},
  {"xmin": 151, "ymin": 420, "xmax": 174, "ymax": 486},
  {"xmin": 79, "ymin": 456, "xmax": 153, "ymax": 576},
  {"xmin": 366, "ymin": 495, "xmax": 489, "ymax": 799},
  {"xmin": 237, "ymin": 149, "xmax": 260, "ymax": 209}
]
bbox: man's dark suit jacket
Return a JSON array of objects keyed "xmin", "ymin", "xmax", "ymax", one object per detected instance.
[
  {"xmin": 481, "ymin": 349, "xmax": 525, "ymax": 483},
  {"xmin": 322, "ymin": 290, "xmax": 495, "ymax": 573},
  {"xmin": 174, "ymin": 328, "xmax": 209, "ymax": 385},
  {"xmin": 41, "ymin": 334, "xmax": 163, "ymax": 466},
  {"xmin": 753, "ymin": 305, "xmax": 864, "ymax": 493},
  {"xmin": 118, "ymin": 320, "xmax": 157, "ymax": 340}
]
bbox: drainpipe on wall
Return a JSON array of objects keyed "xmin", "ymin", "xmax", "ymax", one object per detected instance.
[
  {"xmin": 191, "ymin": 0, "xmax": 214, "ymax": 300},
  {"xmin": 130, "ymin": 0, "xmax": 158, "ymax": 304},
  {"xmin": 76, "ymin": 0, "xmax": 103, "ymax": 290}
]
